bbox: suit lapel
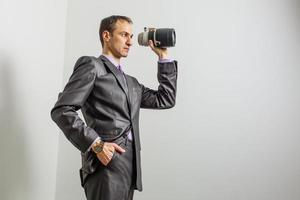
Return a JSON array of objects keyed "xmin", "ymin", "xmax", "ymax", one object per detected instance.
[
  {"xmin": 124, "ymin": 75, "xmax": 133, "ymax": 111},
  {"xmin": 99, "ymin": 56, "xmax": 127, "ymax": 95},
  {"xmin": 99, "ymin": 55, "xmax": 132, "ymax": 113}
]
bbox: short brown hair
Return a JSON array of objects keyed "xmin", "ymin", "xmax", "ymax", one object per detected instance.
[{"xmin": 99, "ymin": 15, "xmax": 133, "ymax": 47}]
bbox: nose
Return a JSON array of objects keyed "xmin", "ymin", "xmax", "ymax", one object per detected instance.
[{"xmin": 126, "ymin": 36, "xmax": 133, "ymax": 46}]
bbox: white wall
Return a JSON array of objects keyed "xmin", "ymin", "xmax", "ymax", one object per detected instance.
[
  {"xmin": 0, "ymin": 0, "xmax": 67, "ymax": 199},
  {"xmin": 57, "ymin": 0, "xmax": 300, "ymax": 200}
]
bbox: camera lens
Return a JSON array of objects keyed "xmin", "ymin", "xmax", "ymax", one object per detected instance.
[
  {"xmin": 138, "ymin": 31, "xmax": 149, "ymax": 46},
  {"xmin": 155, "ymin": 28, "xmax": 176, "ymax": 48},
  {"xmin": 138, "ymin": 28, "xmax": 176, "ymax": 48}
]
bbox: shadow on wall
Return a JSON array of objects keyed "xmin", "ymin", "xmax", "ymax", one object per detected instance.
[
  {"xmin": 293, "ymin": 0, "xmax": 300, "ymax": 29},
  {"xmin": 0, "ymin": 53, "xmax": 29, "ymax": 199}
]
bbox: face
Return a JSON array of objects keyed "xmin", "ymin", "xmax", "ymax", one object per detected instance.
[{"xmin": 103, "ymin": 20, "xmax": 133, "ymax": 59}]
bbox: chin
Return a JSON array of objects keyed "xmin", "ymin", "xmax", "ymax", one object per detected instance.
[{"xmin": 121, "ymin": 53, "xmax": 129, "ymax": 57}]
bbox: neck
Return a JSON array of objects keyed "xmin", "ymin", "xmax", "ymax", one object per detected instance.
[{"xmin": 102, "ymin": 49, "xmax": 120, "ymax": 65}]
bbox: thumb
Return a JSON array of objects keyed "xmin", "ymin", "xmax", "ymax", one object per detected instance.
[
  {"xmin": 148, "ymin": 40, "xmax": 155, "ymax": 50},
  {"xmin": 112, "ymin": 143, "xmax": 126, "ymax": 153}
]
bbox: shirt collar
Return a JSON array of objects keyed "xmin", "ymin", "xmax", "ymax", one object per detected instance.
[{"xmin": 102, "ymin": 54, "xmax": 121, "ymax": 68}]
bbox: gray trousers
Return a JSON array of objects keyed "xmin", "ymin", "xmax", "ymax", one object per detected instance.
[{"xmin": 83, "ymin": 136, "xmax": 135, "ymax": 200}]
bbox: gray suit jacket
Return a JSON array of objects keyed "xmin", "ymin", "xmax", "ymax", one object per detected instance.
[{"xmin": 51, "ymin": 55, "xmax": 178, "ymax": 191}]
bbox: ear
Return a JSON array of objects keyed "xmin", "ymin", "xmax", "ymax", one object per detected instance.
[{"xmin": 102, "ymin": 30, "xmax": 111, "ymax": 43}]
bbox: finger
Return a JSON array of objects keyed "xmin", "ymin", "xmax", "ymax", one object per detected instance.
[
  {"xmin": 109, "ymin": 150, "xmax": 114, "ymax": 158},
  {"xmin": 148, "ymin": 40, "xmax": 153, "ymax": 46},
  {"xmin": 148, "ymin": 40, "xmax": 155, "ymax": 50},
  {"xmin": 103, "ymin": 159, "xmax": 108, "ymax": 166},
  {"xmin": 103, "ymin": 150, "xmax": 113, "ymax": 158},
  {"xmin": 99, "ymin": 155, "xmax": 108, "ymax": 166},
  {"xmin": 98, "ymin": 151, "xmax": 111, "ymax": 164},
  {"xmin": 103, "ymin": 155, "xmax": 111, "ymax": 166},
  {"xmin": 112, "ymin": 143, "xmax": 126, "ymax": 153},
  {"xmin": 103, "ymin": 148, "xmax": 114, "ymax": 160},
  {"xmin": 105, "ymin": 153, "xmax": 114, "ymax": 165}
]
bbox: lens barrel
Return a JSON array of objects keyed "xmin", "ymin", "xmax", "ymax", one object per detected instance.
[
  {"xmin": 138, "ymin": 28, "xmax": 176, "ymax": 48},
  {"xmin": 155, "ymin": 28, "xmax": 176, "ymax": 48}
]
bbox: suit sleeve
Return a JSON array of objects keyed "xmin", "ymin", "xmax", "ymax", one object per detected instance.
[
  {"xmin": 140, "ymin": 61, "xmax": 178, "ymax": 109},
  {"xmin": 50, "ymin": 56, "xmax": 99, "ymax": 153}
]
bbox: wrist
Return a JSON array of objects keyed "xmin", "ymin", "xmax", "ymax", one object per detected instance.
[
  {"xmin": 91, "ymin": 139, "xmax": 104, "ymax": 154},
  {"xmin": 158, "ymin": 53, "xmax": 168, "ymax": 60}
]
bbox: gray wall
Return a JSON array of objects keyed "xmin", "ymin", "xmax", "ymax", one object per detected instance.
[
  {"xmin": 0, "ymin": 0, "xmax": 67, "ymax": 199},
  {"xmin": 0, "ymin": 0, "xmax": 299, "ymax": 200}
]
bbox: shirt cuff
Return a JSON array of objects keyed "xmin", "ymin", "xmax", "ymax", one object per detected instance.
[{"xmin": 158, "ymin": 58, "xmax": 173, "ymax": 63}]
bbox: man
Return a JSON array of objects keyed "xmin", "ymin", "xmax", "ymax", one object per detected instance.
[{"xmin": 51, "ymin": 15, "xmax": 178, "ymax": 200}]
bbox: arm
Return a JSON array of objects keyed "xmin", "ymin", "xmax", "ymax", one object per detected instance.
[
  {"xmin": 50, "ymin": 56, "xmax": 99, "ymax": 153},
  {"xmin": 51, "ymin": 56, "xmax": 125, "ymax": 163},
  {"xmin": 140, "ymin": 41, "xmax": 178, "ymax": 109},
  {"xmin": 140, "ymin": 61, "xmax": 178, "ymax": 109}
]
